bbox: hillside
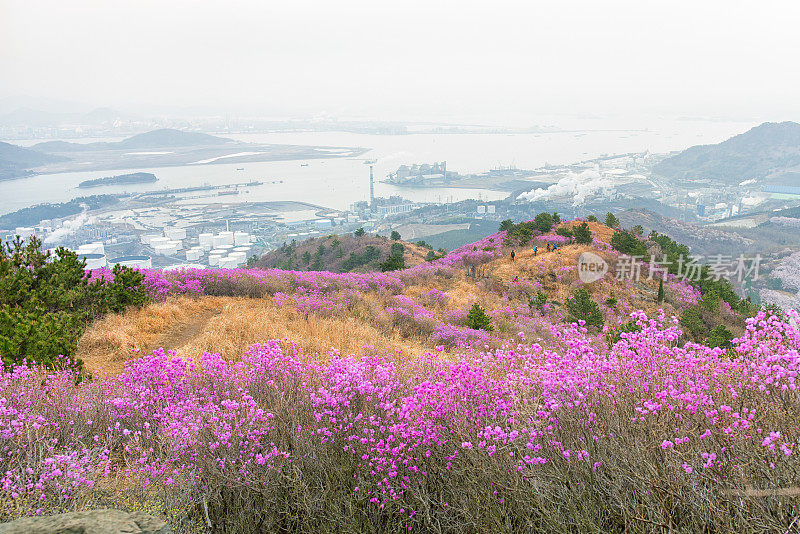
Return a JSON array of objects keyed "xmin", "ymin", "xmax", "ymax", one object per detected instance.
[
  {"xmin": 256, "ymin": 233, "xmax": 435, "ymax": 272},
  {"xmin": 653, "ymin": 121, "xmax": 800, "ymax": 184},
  {"xmin": 3, "ymin": 218, "xmax": 796, "ymax": 533},
  {"xmin": 78, "ymin": 219, "xmax": 745, "ymax": 374},
  {"xmin": 0, "ymin": 140, "xmax": 67, "ymax": 180}
]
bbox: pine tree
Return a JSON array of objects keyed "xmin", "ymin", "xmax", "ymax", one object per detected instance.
[{"xmin": 657, "ymin": 279, "xmax": 664, "ymax": 303}]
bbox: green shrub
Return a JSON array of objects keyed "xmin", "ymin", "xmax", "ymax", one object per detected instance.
[
  {"xmin": 572, "ymin": 222, "xmax": 593, "ymax": 244},
  {"xmin": 610, "ymin": 229, "xmax": 647, "ymax": 256},
  {"xmin": 706, "ymin": 324, "xmax": 734, "ymax": 350},
  {"xmin": 0, "ymin": 236, "xmax": 148, "ymax": 369},
  {"xmin": 534, "ymin": 212, "xmax": 554, "ymax": 233},
  {"xmin": 390, "ymin": 230, "xmax": 401, "ymax": 240},
  {"xmin": 605, "ymin": 212, "xmax": 619, "ymax": 228},
  {"xmin": 341, "ymin": 246, "xmax": 381, "ymax": 271},
  {"xmin": 529, "ymin": 291, "xmax": 548, "ymax": 312},
  {"xmin": 465, "ymin": 303, "xmax": 493, "ymax": 331},
  {"xmin": 379, "ymin": 253, "xmax": 405, "ymax": 272},
  {"xmin": 555, "ymin": 227, "xmax": 573, "ymax": 239},
  {"xmin": 566, "ymin": 289, "xmax": 604, "ymax": 328},
  {"xmin": 390, "ymin": 242, "xmax": 405, "ymax": 257},
  {"xmin": 354, "ymin": 227, "xmax": 365, "ymax": 237}
]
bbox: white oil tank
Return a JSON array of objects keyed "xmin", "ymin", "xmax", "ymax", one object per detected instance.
[
  {"xmin": 186, "ymin": 248, "xmax": 203, "ymax": 261},
  {"xmin": 234, "ymin": 232, "xmax": 250, "ymax": 245},
  {"xmin": 229, "ymin": 251, "xmax": 247, "ymax": 263},
  {"xmin": 78, "ymin": 242, "xmax": 105, "ymax": 256},
  {"xmin": 208, "ymin": 254, "xmax": 222, "ymax": 266},
  {"xmin": 154, "ymin": 243, "xmax": 179, "ymax": 256},
  {"xmin": 80, "ymin": 253, "xmax": 107, "ymax": 270},
  {"xmin": 140, "ymin": 234, "xmax": 162, "ymax": 245},
  {"xmin": 164, "ymin": 227, "xmax": 187, "ymax": 240},
  {"xmin": 218, "ymin": 231, "xmax": 235, "ymax": 246},
  {"xmin": 218, "ymin": 256, "xmax": 239, "ymax": 268},
  {"xmin": 198, "ymin": 233, "xmax": 214, "ymax": 248}
]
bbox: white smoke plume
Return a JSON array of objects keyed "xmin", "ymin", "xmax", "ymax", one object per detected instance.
[
  {"xmin": 517, "ymin": 170, "xmax": 616, "ymax": 206},
  {"xmin": 44, "ymin": 210, "xmax": 91, "ymax": 245}
]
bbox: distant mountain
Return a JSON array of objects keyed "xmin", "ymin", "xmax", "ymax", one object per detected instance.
[
  {"xmin": 120, "ymin": 129, "xmax": 233, "ymax": 149},
  {"xmin": 0, "ymin": 142, "xmax": 67, "ymax": 180},
  {"xmin": 32, "ymin": 129, "xmax": 235, "ymax": 152},
  {"xmin": 653, "ymin": 121, "xmax": 800, "ymax": 185},
  {"xmin": 0, "ymin": 105, "xmax": 134, "ymax": 127}
]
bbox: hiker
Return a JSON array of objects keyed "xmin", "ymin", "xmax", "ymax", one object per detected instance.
[
  {"xmin": 533, "ymin": 246, "xmax": 538, "ymax": 256},
  {"xmin": 512, "ymin": 276, "xmax": 519, "ymax": 284},
  {"xmin": 510, "ymin": 250, "xmax": 516, "ymax": 261},
  {"xmin": 546, "ymin": 243, "xmax": 551, "ymax": 252}
]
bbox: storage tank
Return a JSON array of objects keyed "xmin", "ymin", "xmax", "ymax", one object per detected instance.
[
  {"xmin": 77, "ymin": 242, "xmax": 105, "ymax": 256},
  {"xmin": 153, "ymin": 243, "xmax": 179, "ymax": 256},
  {"xmin": 233, "ymin": 246, "xmax": 251, "ymax": 254},
  {"xmin": 229, "ymin": 251, "xmax": 247, "ymax": 263},
  {"xmin": 140, "ymin": 234, "xmax": 162, "ymax": 245},
  {"xmin": 208, "ymin": 254, "xmax": 223, "ymax": 266},
  {"xmin": 15, "ymin": 227, "xmax": 35, "ymax": 240},
  {"xmin": 198, "ymin": 233, "xmax": 214, "ymax": 248},
  {"xmin": 80, "ymin": 253, "xmax": 107, "ymax": 270},
  {"xmin": 110, "ymin": 256, "xmax": 152, "ymax": 269},
  {"xmin": 186, "ymin": 248, "xmax": 203, "ymax": 261},
  {"xmin": 150, "ymin": 237, "xmax": 169, "ymax": 248},
  {"xmin": 212, "ymin": 233, "xmax": 234, "ymax": 247},
  {"xmin": 234, "ymin": 232, "xmax": 250, "ymax": 245},
  {"xmin": 164, "ymin": 227, "xmax": 187, "ymax": 240},
  {"xmin": 218, "ymin": 256, "xmax": 240, "ymax": 269},
  {"xmin": 167, "ymin": 239, "xmax": 183, "ymax": 251}
]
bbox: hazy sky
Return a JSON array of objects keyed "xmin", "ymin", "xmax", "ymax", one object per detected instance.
[{"xmin": 2, "ymin": 0, "xmax": 799, "ymax": 124}]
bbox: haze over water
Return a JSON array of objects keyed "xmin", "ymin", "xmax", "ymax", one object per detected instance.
[{"xmin": 0, "ymin": 118, "xmax": 756, "ymax": 216}]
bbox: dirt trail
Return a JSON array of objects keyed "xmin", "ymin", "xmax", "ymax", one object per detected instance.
[{"xmin": 144, "ymin": 307, "xmax": 221, "ymax": 354}]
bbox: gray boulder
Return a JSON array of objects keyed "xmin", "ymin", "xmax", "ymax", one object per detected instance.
[{"xmin": 0, "ymin": 509, "xmax": 170, "ymax": 534}]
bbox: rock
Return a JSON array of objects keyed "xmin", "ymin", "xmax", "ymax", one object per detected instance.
[{"xmin": 0, "ymin": 509, "xmax": 170, "ymax": 534}]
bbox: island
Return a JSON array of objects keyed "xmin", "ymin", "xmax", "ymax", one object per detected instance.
[{"xmin": 78, "ymin": 172, "xmax": 158, "ymax": 189}]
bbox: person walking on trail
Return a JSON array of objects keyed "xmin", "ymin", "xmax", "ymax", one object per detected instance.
[
  {"xmin": 546, "ymin": 243, "xmax": 551, "ymax": 252},
  {"xmin": 510, "ymin": 250, "xmax": 516, "ymax": 261},
  {"xmin": 533, "ymin": 246, "xmax": 538, "ymax": 256}
]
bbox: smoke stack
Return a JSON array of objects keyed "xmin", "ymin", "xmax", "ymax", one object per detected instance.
[{"xmin": 369, "ymin": 165, "xmax": 374, "ymax": 207}]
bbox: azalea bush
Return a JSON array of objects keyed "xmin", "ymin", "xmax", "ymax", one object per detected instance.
[{"xmin": 1, "ymin": 311, "xmax": 799, "ymax": 532}]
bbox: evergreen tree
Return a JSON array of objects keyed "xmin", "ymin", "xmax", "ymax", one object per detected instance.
[
  {"xmin": 566, "ymin": 289, "xmax": 604, "ymax": 328},
  {"xmin": 465, "ymin": 303, "xmax": 494, "ymax": 331},
  {"xmin": 572, "ymin": 222, "xmax": 593, "ymax": 244}
]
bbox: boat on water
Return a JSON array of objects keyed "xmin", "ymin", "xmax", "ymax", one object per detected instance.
[
  {"xmin": 300, "ymin": 163, "xmax": 309, "ymax": 167},
  {"xmin": 236, "ymin": 167, "xmax": 244, "ymax": 171}
]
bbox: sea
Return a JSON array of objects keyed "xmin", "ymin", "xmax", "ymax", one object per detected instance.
[{"xmin": 1, "ymin": 118, "xmax": 758, "ymax": 216}]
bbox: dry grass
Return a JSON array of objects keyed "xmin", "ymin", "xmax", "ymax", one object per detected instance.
[{"xmin": 78, "ymin": 296, "xmax": 431, "ymax": 376}]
